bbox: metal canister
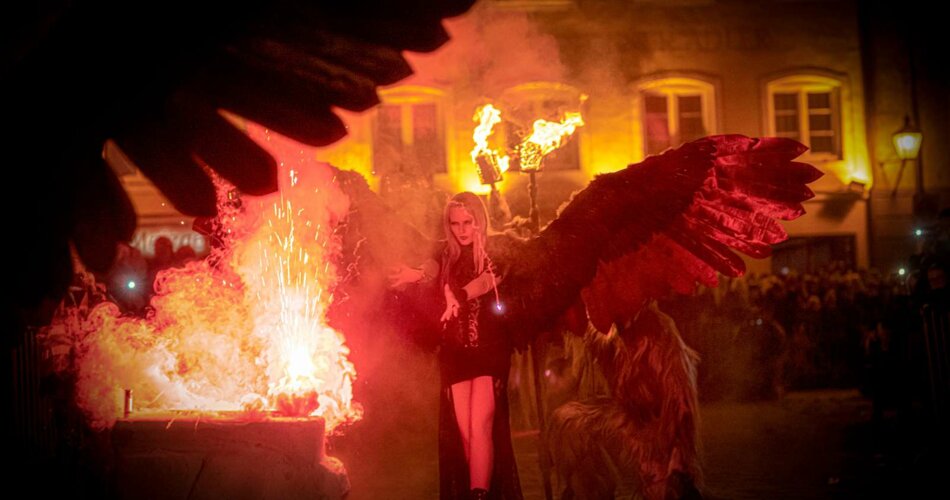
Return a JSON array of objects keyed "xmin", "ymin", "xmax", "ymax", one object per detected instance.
[{"xmin": 123, "ymin": 389, "xmax": 133, "ymax": 418}]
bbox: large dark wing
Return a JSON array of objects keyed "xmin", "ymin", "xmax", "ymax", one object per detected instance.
[
  {"xmin": 5, "ymin": 0, "xmax": 475, "ymax": 315},
  {"xmin": 329, "ymin": 168, "xmax": 443, "ymax": 349},
  {"xmin": 496, "ymin": 135, "xmax": 822, "ymax": 342}
]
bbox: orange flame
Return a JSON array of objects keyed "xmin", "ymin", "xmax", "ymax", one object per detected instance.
[
  {"xmin": 524, "ymin": 111, "xmax": 584, "ymax": 155},
  {"xmin": 471, "ymin": 104, "xmax": 510, "ymax": 173},
  {"xmin": 65, "ymin": 124, "xmax": 361, "ymax": 432},
  {"xmin": 469, "ymin": 104, "xmax": 583, "ymax": 174},
  {"xmin": 517, "ymin": 112, "xmax": 584, "ymax": 172}
]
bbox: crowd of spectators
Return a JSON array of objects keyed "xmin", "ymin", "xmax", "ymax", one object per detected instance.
[
  {"xmin": 659, "ymin": 212, "xmax": 948, "ymax": 422},
  {"xmin": 661, "ymin": 265, "xmax": 914, "ymax": 403}
]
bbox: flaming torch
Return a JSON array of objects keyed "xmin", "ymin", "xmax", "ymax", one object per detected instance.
[
  {"xmin": 469, "ymin": 105, "xmax": 584, "ymax": 232},
  {"xmin": 471, "ymin": 104, "xmax": 508, "ymax": 185},
  {"xmin": 513, "ymin": 112, "xmax": 584, "ymax": 173},
  {"xmin": 471, "ymin": 104, "xmax": 511, "ymax": 226},
  {"xmin": 511, "ymin": 111, "xmax": 584, "ymax": 231}
]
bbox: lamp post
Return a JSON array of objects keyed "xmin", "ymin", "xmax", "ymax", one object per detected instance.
[{"xmin": 890, "ymin": 115, "xmax": 923, "ymax": 198}]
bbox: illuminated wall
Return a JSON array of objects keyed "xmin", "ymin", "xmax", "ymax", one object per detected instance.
[
  {"xmin": 314, "ymin": 1, "xmax": 873, "ymax": 269},
  {"xmin": 114, "ymin": 1, "xmax": 882, "ymax": 271}
]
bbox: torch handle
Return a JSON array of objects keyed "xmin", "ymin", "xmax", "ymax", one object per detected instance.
[{"xmin": 528, "ymin": 171, "xmax": 540, "ymax": 234}]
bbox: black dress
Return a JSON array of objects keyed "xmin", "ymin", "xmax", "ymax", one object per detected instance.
[
  {"xmin": 439, "ymin": 243, "xmax": 510, "ymax": 385},
  {"xmin": 437, "ymin": 241, "xmax": 523, "ymax": 500}
]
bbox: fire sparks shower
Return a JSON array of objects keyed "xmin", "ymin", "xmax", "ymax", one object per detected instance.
[{"xmin": 67, "ymin": 123, "xmax": 361, "ymax": 431}]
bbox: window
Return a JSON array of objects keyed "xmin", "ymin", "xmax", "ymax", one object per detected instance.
[
  {"xmin": 498, "ymin": 82, "xmax": 586, "ymax": 171},
  {"xmin": 767, "ymin": 75, "xmax": 841, "ymax": 160},
  {"xmin": 638, "ymin": 77, "xmax": 717, "ymax": 156},
  {"xmin": 372, "ymin": 86, "xmax": 448, "ymax": 177}
]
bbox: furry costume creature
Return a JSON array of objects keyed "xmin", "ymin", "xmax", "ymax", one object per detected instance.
[{"xmin": 548, "ymin": 303, "xmax": 702, "ymax": 500}]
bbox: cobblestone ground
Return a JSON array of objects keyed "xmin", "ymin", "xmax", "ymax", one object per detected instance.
[
  {"xmin": 699, "ymin": 390, "xmax": 878, "ymax": 500},
  {"xmin": 334, "ymin": 388, "xmax": 945, "ymax": 499}
]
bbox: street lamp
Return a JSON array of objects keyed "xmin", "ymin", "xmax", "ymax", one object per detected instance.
[
  {"xmin": 891, "ymin": 115, "xmax": 923, "ymax": 197},
  {"xmin": 893, "ymin": 115, "xmax": 923, "ymax": 160}
]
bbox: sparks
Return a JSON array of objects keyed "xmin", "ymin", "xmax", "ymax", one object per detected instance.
[{"xmin": 66, "ymin": 123, "xmax": 361, "ymax": 432}]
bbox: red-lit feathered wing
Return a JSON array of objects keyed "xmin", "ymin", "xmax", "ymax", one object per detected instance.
[
  {"xmin": 489, "ymin": 134, "xmax": 821, "ymax": 500},
  {"xmin": 493, "ymin": 134, "xmax": 822, "ymax": 342}
]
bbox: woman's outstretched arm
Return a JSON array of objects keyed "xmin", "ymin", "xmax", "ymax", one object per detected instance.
[
  {"xmin": 388, "ymin": 258, "xmax": 439, "ymax": 288},
  {"xmin": 457, "ymin": 271, "xmax": 499, "ymax": 301}
]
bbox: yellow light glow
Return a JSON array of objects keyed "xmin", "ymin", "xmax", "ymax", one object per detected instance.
[
  {"xmin": 461, "ymin": 174, "xmax": 496, "ymax": 195},
  {"xmin": 893, "ymin": 132, "xmax": 923, "ymax": 160},
  {"xmin": 849, "ymin": 170, "xmax": 869, "ymax": 184}
]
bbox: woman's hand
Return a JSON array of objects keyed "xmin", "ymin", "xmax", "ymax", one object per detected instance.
[
  {"xmin": 387, "ymin": 264, "xmax": 422, "ymax": 289},
  {"xmin": 441, "ymin": 284, "xmax": 460, "ymax": 322}
]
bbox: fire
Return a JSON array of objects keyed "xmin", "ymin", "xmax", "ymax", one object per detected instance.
[
  {"xmin": 517, "ymin": 112, "xmax": 584, "ymax": 172},
  {"xmin": 471, "ymin": 104, "xmax": 510, "ymax": 173},
  {"xmin": 523, "ymin": 112, "xmax": 584, "ymax": 155},
  {"xmin": 469, "ymin": 103, "xmax": 583, "ymax": 175},
  {"xmin": 61, "ymin": 123, "xmax": 361, "ymax": 431}
]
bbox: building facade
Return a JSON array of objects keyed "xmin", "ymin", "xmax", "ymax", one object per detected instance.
[{"xmin": 116, "ymin": 0, "xmax": 948, "ymax": 274}]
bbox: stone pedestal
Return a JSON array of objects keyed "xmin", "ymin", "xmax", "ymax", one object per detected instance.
[{"xmin": 113, "ymin": 416, "xmax": 348, "ymax": 499}]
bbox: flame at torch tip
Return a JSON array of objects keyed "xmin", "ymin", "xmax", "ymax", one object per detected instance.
[
  {"xmin": 525, "ymin": 112, "xmax": 585, "ymax": 155},
  {"xmin": 469, "ymin": 104, "xmax": 583, "ymax": 178}
]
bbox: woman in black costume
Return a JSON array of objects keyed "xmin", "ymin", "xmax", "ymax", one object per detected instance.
[{"xmin": 390, "ymin": 191, "xmax": 522, "ymax": 500}]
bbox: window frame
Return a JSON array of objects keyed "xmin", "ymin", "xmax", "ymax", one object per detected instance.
[
  {"xmin": 636, "ymin": 77, "xmax": 718, "ymax": 157},
  {"xmin": 372, "ymin": 85, "xmax": 450, "ymax": 176},
  {"xmin": 765, "ymin": 75, "xmax": 843, "ymax": 161}
]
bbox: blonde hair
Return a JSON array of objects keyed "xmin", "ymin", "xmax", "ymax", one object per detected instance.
[{"xmin": 442, "ymin": 192, "xmax": 489, "ymax": 281}]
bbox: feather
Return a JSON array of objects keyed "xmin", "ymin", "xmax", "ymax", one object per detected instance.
[{"xmin": 497, "ymin": 134, "xmax": 818, "ymax": 345}]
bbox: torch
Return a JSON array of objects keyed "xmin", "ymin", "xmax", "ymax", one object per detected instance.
[
  {"xmin": 474, "ymin": 151, "xmax": 512, "ymax": 228},
  {"xmin": 472, "ymin": 105, "xmax": 513, "ymax": 228},
  {"xmin": 508, "ymin": 111, "xmax": 584, "ymax": 233}
]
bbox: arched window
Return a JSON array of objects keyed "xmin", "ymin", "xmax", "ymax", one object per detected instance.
[
  {"xmin": 636, "ymin": 76, "xmax": 717, "ymax": 156},
  {"xmin": 766, "ymin": 75, "xmax": 842, "ymax": 160},
  {"xmin": 373, "ymin": 86, "xmax": 448, "ymax": 177}
]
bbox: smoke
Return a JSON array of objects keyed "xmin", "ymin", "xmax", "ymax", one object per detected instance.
[
  {"xmin": 404, "ymin": 5, "xmax": 567, "ymax": 97},
  {"xmin": 67, "ymin": 124, "xmax": 361, "ymax": 431}
]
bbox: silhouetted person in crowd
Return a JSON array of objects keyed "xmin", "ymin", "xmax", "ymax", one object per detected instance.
[
  {"xmin": 105, "ymin": 243, "xmax": 148, "ymax": 314},
  {"xmin": 147, "ymin": 236, "xmax": 175, "ymax": 292},
  {"xmin": 174, "ymin": 244, "xmax": 197, "ymax": 266}
]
